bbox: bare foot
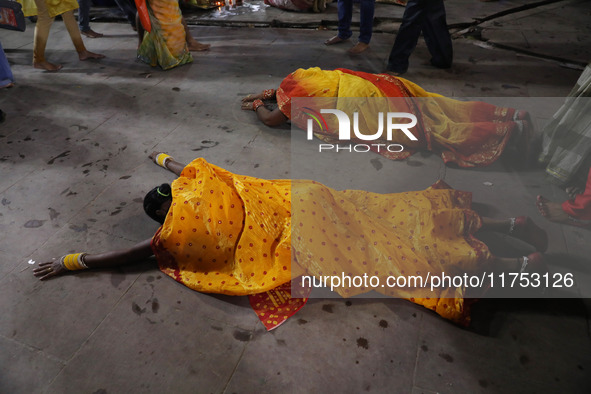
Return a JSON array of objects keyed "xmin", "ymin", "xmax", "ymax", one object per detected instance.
[
  {"xmin": 0, "ymin": 82, "xmax": 14, "ymax": 89},
  {"xmin": 78, "ymin": 50, "xmax": 105, "ymax": 61},
  {"xmin": 33, "ymin": 61, "xmax": 63, "ymax": 71},
  {"xmin": 348, "ymin": 42, "xmax": 369, "ymax": 54},
  {"xmin": 536, "ymin": 195, "xmax": 570, "ymax": 223},
  {"xmin": 81, "ymin": 29, "xmax": 104, "ymax": 38},
  {"xmin": 384, "ymin": 70, "xmax": 402, "ymax": 77},
  {"xmin": 324, "ymin": 35, "xmax": 348, "ymax": 45},
  {"xmin": 187, "ymin": 40, "xmax": 210, "ymax": 52}
]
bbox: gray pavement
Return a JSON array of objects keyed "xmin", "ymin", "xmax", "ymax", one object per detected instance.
[{"xmin": 1, "ymin": 0, "xmax": 591, "ymax": 392}]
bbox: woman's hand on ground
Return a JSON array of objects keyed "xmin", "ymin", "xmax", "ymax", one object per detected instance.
[
  {"xmin": 242, "ymin": 92, "xmax": 263, "ymax": 103},
  {"xmin": 33, "ymin": 260, "xmax": 67, "ymax": 281},
  {"xmin": 241, "ymin": 101, "xmax": 254, "ymax": 111}
]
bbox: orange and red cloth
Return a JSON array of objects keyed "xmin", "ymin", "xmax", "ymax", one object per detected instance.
[{"xmin": 562, "ymin": 168, "xmax": 591, "ymax": 221}]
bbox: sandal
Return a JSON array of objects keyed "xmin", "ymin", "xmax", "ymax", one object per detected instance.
[{"xmin": 509, "ymin": 216, "xmax": 548, "ymax": 252}]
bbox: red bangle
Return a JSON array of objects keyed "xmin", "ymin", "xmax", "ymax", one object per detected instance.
[
  {"xmin": 262, "ymin": 89, "xmax": 276, "ymax": 100},
  {"xmin": 253, "ymin": 99, "xmax": 264, "ymax": 111}
]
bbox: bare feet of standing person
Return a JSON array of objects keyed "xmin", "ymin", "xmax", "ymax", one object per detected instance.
[
  {"xmin": 33, "ymin": 61, "xmax": 63, "ymax": 71},
  {"xmin": 182, "ymin": 17, "xmax": 210, "ymax": 52},
  {"xmin": 187, "ymin": 40, "xmax": 210, "ymax": 52},
  {"xmin": 78, "ymin": 50, "xmax": 105, "ymax": 61},
  {"xmin": 31, "ymin": 0, "xmax": 105, "ymax": 72}
]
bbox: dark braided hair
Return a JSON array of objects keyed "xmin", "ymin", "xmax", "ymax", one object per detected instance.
[{"xmin": 143, "ymin": 183, "xmax": 172, "ymax": 224}]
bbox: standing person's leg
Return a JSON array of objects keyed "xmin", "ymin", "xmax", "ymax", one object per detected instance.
[
  {"xmin": 32, "ymin": 0, "xmax": 61, "ymax": 70},
  {"xmin": 421, "ymin": 0, "xmax": 452, "ymax": 69},
  {"xmin": 78, "ymin": 0, "xmax": 104, "ymax": 38},
  {"xmin": 349, "ymin": 0, "xmax": 375, "ymax": 53},
  {"xmin": 61, "ymin": 10, "xmax": 106, "ymax": 60},
  {"xmin": 114, "ymin": 0, "xmax": 138, "ymax": 29},
  {"xmin": 324, "ymin": 0, "xmax": 353, "ymax": 45},
  {"xmin": 386, "ymin": 0, "xmax": 424, "ymax": 74},
  {"xmin": 181, "ymin": 17, "xmax": 210, "ymax": 52},
  {"xmin": 136, "ymin": 13, "xmax": 144, "ymax": 47},
  {"xmin": 0, "ymin": 41, "xmax": 14, "ymax": 88}
]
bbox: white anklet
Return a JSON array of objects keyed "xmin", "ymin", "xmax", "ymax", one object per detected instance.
[{"xmin": 520, "ymin": 256, "xmax": 528, "ymax": 273}]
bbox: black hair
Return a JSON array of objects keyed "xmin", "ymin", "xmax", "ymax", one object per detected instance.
[{"xmin": 143, "ymin": 183, "xmax": 172, "ymax": 224}]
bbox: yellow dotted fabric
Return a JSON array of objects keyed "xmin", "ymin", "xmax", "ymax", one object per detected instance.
[
  {"xmin": 152, "ymin": 159, "xmax": 492, "ymax": 326},
  {"xmin": 153, "ymin": 158, "xmax": 294, "ymax": 296}
]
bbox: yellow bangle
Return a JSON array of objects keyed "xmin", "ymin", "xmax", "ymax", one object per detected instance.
[
  {"xmin": 61, "ymin": 253, "xmax": 88, "ymax": 271},
  {"xmin": 155, "ymin": 153, "xmax": 172, "ymax": 168}
]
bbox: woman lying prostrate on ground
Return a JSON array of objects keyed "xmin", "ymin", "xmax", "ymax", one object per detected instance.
[
  {"xmin": 35, "ymin": 152, "xmax": 549, "ymax": 326},
  {"xmin": 242, "ymin": 67, "xmax": 534, "ymax": 168}
]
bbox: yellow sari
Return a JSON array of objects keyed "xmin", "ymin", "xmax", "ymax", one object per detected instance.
[
  {"xmin": 277, "ymin": 67, "xmax": 525, "ymax": 168},
  {"xmin": 17, "ymin": 0, "xmax": 78, "ymax": 17},
  {"xmin": 152, "ymin": 159, "xmax": 493, "ymax": 326},
  {"xmin": 137, "ymin": 0, "xmax": 192, "ymax": 70}
]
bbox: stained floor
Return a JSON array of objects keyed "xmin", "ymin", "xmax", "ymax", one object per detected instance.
[{"xmin": 1, "ymin": 0, "xmax": 590, "ymax": 393}]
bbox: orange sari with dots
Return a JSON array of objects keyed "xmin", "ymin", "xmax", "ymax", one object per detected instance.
[
  {"xmin": 152, "ymin": 159, "xmax": 493, "ymax": 327},
  {"xmin": 276, "ymin": 67, "xmax": 527, "ymax": 167}
]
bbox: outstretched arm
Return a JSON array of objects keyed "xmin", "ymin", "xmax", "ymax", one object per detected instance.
[
  {"xmin": 241, "ymin": 101, "xmax": 288, "ymax": 127},
  {"xmin": 241, "ymin": 89, "xmax": 288, "ymax": 127},
  {"xmin": 255, "ymin": 107, "xmax": 288, "ymax": 127},
  {"xmin": 241, "ymin": 89, "xmax": 277, "ymax": 103},
  {"xmin": 33, "ymin": 238, "xmax": 154, "ymax": 281},
  {"xmin": 149, "ymin": 151, "xmax": 187, "ymax": 176}
]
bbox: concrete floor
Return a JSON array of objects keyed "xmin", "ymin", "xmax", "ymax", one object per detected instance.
[{"xmin": 1, "ymin": 0, "xmax": 591, "ymax": 392}]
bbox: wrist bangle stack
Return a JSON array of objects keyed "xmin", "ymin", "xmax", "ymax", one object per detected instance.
[
  {"xmin": 61, "ymin": 253, "xmax": 88, "ymax": 271},
  {"xmin": 155, "ymin": 153, "xmax": 172, "ymax": 168},
  {"xmin": 262, "ymin": 89, "xmax": 276, "ymax": 100},
  {"xmin": 253, "ymin": 99, "xmax": 264, "ymax": 112}
]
